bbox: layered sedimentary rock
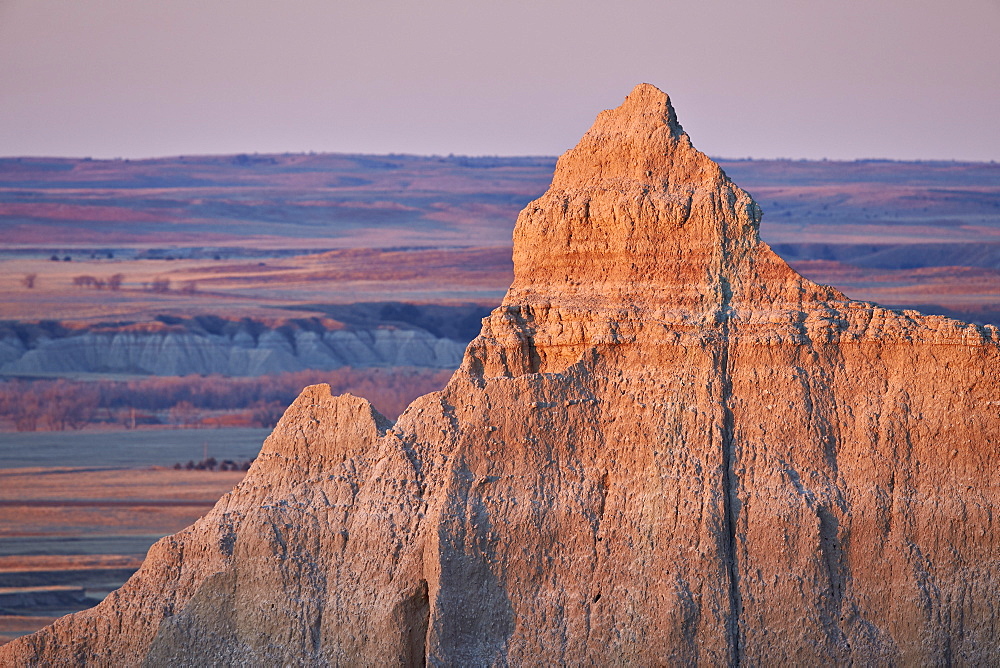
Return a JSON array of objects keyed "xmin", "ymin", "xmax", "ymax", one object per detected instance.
[
  {"xmin": 0, "ymin": 320, "xmax": 465, "ymax": 377},
  {"xmin": 3, "ymin": 84, "xmax": 998, "ymax": 666}
]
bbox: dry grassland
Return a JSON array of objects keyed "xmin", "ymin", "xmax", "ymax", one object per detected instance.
[{"xmin": 0, "ymin": 465, "xmax": 247, "ymax": 643}]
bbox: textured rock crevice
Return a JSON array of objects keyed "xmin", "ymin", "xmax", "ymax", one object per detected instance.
[
  {"xmin": 3, "ymin": 84, "xmax": 999, "ymax": 666},
  {"xmin": 717, "ymin": 326, "xmax": 744, "ymax": 667}
]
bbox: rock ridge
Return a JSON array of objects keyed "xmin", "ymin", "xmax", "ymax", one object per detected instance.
[
  {"xmin": 0, "ymin": 316, "xmax": 468, "ymax": 377},
  {"xmin": 2, "ymin": 84, "xmax": 998, "ymax": 666}
]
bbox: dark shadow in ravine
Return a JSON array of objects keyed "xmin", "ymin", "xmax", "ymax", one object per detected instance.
[{"xmin": 427, "ymin": 457, "xmax": 516, "ymax": 666}]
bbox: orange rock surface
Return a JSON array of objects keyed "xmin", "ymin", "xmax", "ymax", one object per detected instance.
[{"xmin": 3, "ymin": 84, "xmax": 998, "ymax": 665}]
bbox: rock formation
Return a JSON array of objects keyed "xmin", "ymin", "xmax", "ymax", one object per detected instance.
[
  {"xmin": 3, "ymin": 84, "xmax": 998, "ymax": 665},
  {"xmin": 0, "ymin": 317, "xmax": 467, "ymax": 377}
]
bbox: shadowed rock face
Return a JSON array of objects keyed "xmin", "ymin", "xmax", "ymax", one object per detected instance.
[
  {"xmin": 4, "ymin": 84, "xmax": 998, "ymax": 666},
  {"xmin": 0, "ymin": 315, "xmax": 471, "ymax": 377}
]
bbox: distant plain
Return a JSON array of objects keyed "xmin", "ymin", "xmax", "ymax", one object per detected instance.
[
  {"xmin": 2, "ymin": 154, "xmax": 998, "ymax": 326},
  {"xmin": 0, "ymin": 429, "xmax": 264, "ymax": 643}
]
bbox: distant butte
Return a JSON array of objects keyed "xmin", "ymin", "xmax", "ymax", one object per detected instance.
[{"xmin": 3, "ymin": 84, "xmax": 998, "ymax": 665}]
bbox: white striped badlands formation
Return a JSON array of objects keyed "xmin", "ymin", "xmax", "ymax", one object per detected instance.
[{"xmin": 3, "ymin": 84, "xmax": 998, "ymax": 665}]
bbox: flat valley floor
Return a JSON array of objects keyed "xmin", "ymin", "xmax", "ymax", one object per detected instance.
[{"xmin": 0, "ymin": 428, "xmax": 266, "ymax": 643}]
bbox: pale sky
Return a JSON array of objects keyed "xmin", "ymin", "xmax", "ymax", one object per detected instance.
[{"xmin": 1, "ymin": 0, "xmax": 998, "ymax": 161}]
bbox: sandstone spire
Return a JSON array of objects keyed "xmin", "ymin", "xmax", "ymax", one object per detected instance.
[
  {"xmin": 3, "ymin": 85, "xmax": 998, "ymax": 666},
  {"xmin": 509, "ymin": 82, "xmax": 765, "ymax": 311}
]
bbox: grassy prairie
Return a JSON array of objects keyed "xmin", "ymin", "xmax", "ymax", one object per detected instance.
[
  {"xmin": 0, "ymin": 427, "xmax": 268, "ymax": 469},
  {"xmin": 0, "ymin": 427, "xmax": 264, "ymax": 643}
]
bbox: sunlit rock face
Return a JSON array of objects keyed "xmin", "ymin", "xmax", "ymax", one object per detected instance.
[{"xmin": 4, "ymin": 84, "xmax": 998, "ymax": 666}]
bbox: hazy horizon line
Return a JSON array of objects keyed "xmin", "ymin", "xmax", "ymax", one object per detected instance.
[{"xmin": 2, "ymin": 151, "xmax": 996, "ymax": 166}]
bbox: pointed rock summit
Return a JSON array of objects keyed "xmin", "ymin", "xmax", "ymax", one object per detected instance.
[
  {"xmin": 4, "ymin": 85, "xmax": 999, "ymax": 666},
  {"xmin": 509, "ymin": 82, "xmax": 769, "ymax": 312}
]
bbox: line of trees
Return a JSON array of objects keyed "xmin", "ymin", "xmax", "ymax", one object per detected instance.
[
  {"xmin": 0, "ymin": 367, "xmax": 450, "ymax": 432},
  {"xmin": 72, "ymin": 273, "xmax": 125, "ymax": 290},
  {"xmin": 0, "ymin": 380, "xmax": 99, "ymax": 431},
  {"xmin": 68, "ymin": 275, "xmax": 199, "ymax": 294}
]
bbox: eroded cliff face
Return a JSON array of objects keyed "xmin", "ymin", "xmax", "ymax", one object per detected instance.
[
  {"xmin": 4, "ymin": 84, "xmax": 998, "ymax": 666},
  {"xmin": 0, "ymin": 319, "xmax": 466, "ymax": 377}
]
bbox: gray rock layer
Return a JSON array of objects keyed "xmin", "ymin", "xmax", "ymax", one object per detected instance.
[
  {"xmin": 3, "ymin": 84, "xmax": 998, "ymax": 666},
  {"xmin": 0, "ymin": 327, "xmax": 464, "ymax": 377}
]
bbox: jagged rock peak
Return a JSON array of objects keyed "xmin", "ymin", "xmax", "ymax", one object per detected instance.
[
  {"xmin": 508, "ymin": 83, "xmax": 777, "ymax": 310},
  {"xmin": 470, "ymin": 84, "xmax": 992, "ymax": 383},
  {"xmin": 549, "ymin": 83, "xmax": 692, "ymax": 189},
  {"xmin": 3, "ymin": 84, "xmax": 999, "ymax": 668}
]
